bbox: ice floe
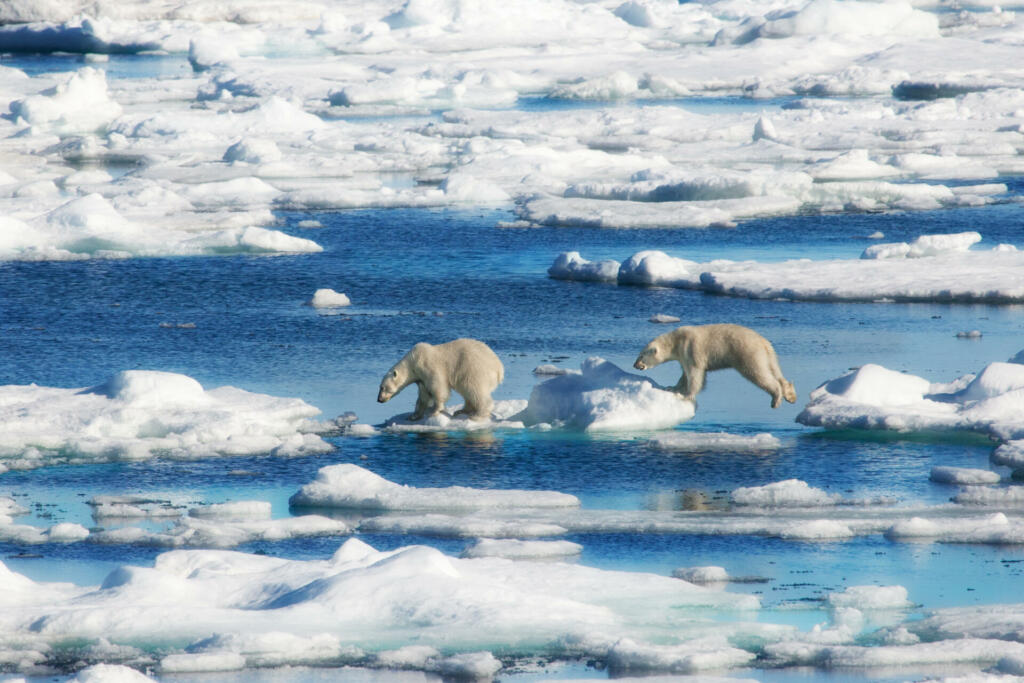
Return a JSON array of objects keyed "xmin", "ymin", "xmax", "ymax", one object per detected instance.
[
  {"xmin": 648, "ymin": 431, "xmax": 781, "ymax": 453},
  {"xmin": 290, "ymin": 463, "xmax": 580, "ymax": 511},
  {"xmin": 307, "ymin": 287, "xmax": 351, "ymax": 308},
  {"xmin": 0, "ymin": 537, "xmax": 763, "ymax": 674},
  {"xmin": 0, "ymin": 370, "xmax": 332, "ymax": 470},
  {"xmin": 550, "ymin": 231, "xmax": 1024, "ymax": 303},
  {"xmin": 797, "ymin": 352, "xmax": 1024, "ymax": 441},
  {"xmin": 517, "ymin": 357, "xmax": 695, "ymax": 431},
  {"xmin": 460, "ymin": 539, "xmax": 583, "ymax": 560},
  {"xmin": 929, "ymin": 466, "xmax": 1001, "ymax": 486}
]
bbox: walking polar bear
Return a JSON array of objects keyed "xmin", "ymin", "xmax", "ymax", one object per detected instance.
[
  {"xmin": 377, "ymin": 338, "xmax": 504, "ymax": 421},
  {"xmin": 634, "ymin": 323, "xmax": 797, "ymax": 408}
]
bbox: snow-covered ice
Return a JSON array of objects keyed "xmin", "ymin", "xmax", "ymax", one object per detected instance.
[
  {"xmin": 290, "ymin": 463, "xmax": 581, "ymax": 510},
  {"xmin": 0, "ymin": 370, "xmax": 332, "ymax": 470},
  {"xmin": 797, "ymin": 352, "xmax": 1024, "ymax": 441},
  {"xmin": 550, "ymin": 232, "xmax": 1024, "ymax": 303},
  {"xmin": 517, "ymin": 357, "xmax": 695, "ymax": 431},
  {"xmin": 307, "ymin": 288, "xmax": 351, "ymax": 308},
  {"xmin": 648, "ymin": 431, "xmax": 781, "ymax": 453},
  {"xmin": 0, "ymin": 537, "xmax": 764, "ymax": 674}
]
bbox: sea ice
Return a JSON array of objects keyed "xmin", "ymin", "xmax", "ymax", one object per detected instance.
[
  {"xmin": 307, "ymin": 288, "xmax": 352, "ymax": 308},
  {"xmin": 731, "ymin": 479, "xmax": 841, "ymax": 507},
  {"xmin": 0, "ymin": 370, "xmax": 332, "ymax": 470},
  {"xmin": 290, "ymin": 464, "xmax": 581, "ymax": 511},
  {"xmin": 929, "ymin": 466, "xmax": 1001, "ymax": 486},
  {"xmin": 552, "ymin": 232, "xmax": 1024, "ymax": 303},
  {"xmin": 798, "ymin": 352, "xmax": 1024, "ymax": 441},
  {"xmin": 648, "ymin": 431, "xmax": 781, "ymax": 453},
  {"xmin": 460, "ymin": 539, "xmax": 583, "ymax": 560},
  {"xmin": 825, "ymin": 585, "xmax": 913, "ymax": 610},
  {"xmin": 517, "ymin": 357, "xmax": 695, "ymax": 431},
  {"xmin": 0, "ymin": 538, "xmax": 763, "ymax": 674}
]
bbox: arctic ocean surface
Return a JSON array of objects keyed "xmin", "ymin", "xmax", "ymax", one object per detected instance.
[{"xmin": 3, "ymin": 1, "xmax": 1024, "ymax": 682}]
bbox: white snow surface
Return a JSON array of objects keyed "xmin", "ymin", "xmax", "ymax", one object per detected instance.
[
  {"xmin": 0, "ymin": 370, "xmax": 332, "ymax": 470},
  {"xmin": 797, "ymin": 352, "xmax": 1024, "ymax": 441},
  {"xmin": 550, "ymin": 232, "xmax": 1024, "ymax": 303}
]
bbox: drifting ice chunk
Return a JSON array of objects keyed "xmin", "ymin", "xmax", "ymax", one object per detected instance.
[
  {"xmin": 606, "ymin": 636, "xmax": 756, "ymax": 674},
  {"xmin": 731, "ymin": 479, "xmax": 841, "ymax": 507},
  {"xmin": 460, "ymin": 539, "xmax": 583, "ymax": 559},
  {"xmin": 307, "ymin": 288, "xmax": 351, "ymax": 308},
  {"xmin": 929, "ymin": 466, "xmax": 1000, "ymax": 486},
  {"xmin": 289, "ymin": 464, "xmax": 580, "ymax": 510},
  {"xmin": 826, "ymin": 585, "xmax": 912, "ymax": 610},
  {"xmin": 649, "ymin": 431, "xmax": 781, "ymax": 453},
  {"xmin": 547, "ymin": 251, "xmax": 619, "ymax": 282},
  {"xmin": 518, "ymin": 357, "xmax": 695, "ymax": 431}
]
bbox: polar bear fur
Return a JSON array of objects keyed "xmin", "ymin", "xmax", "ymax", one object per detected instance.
[
  {"xmin": 377, "ymin": 338, "xmax": 504, "ymax": 420},
  {"xmin": 634, "ymin": 323, "xmax": 796, "ymax": 408}
]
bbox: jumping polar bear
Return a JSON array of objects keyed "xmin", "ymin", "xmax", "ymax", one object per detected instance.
[
  {"xmin": 377, "ymin": 338, "xmax": 504, "ymax": 421},
  {"xmin": 634, "ymin": 323, "xmax": 797, "ymax": 408}
]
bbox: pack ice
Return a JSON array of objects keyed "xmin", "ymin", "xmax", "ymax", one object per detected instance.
[{"xmin": 0, "ymin": 0, "xmax": 1021, "ymax": 250}]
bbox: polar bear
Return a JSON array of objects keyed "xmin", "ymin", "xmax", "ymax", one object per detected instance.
[
  {"xmin": 377, "ymin": 338, "xmax": 504, "ymax": 421},
  {"xmin": 634, "ymin": 323, "xmax": 797, "ymax": 408}
]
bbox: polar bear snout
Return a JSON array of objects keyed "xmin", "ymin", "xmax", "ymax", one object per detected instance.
[
  {"xmin": 377, "ymin": 386, "xmax": 392, "ymax": 403},
  {"xmin": 634, "ymin": 358, "xmax": 647, "ymax": 370}
]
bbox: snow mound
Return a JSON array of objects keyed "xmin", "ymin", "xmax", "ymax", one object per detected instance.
[
  {"xmin": 289, "ymin": 464, "xmax": 580, "ymax": 511},
  {"xmin": 798, "ymin": 352, "xmax": 1024, "ymax": 441},
  {"xmin": 517, "ymin": 357, "xmax": 695, "ymax": 431}
]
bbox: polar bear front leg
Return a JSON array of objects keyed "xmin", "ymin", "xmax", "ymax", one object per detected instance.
[
  {"xmin": 675, "ymin": 363, "xmax": 705, "ymax": 401},
  {"xmin": 410, "ymin": 382, "xmax": 432, "ymax": 421}
]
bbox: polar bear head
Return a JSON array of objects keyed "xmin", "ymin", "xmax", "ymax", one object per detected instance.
[
  {"xmin": 634, "ymin": 336, "xmax": 670, "ymax": 370},
  {"xmin": 377, "ymin": 360, "xmax": 412, "ymax": 403}
]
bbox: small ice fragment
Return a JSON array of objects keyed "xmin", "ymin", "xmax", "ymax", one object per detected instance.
[
  {"xmin": 929, "ymin": 466, "xmax": 1000, "ymax": 485},
  {"xmin": 308, "ymin": 289, "xmax": 351, "ymax": 308}
]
